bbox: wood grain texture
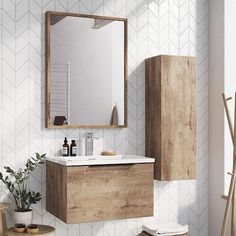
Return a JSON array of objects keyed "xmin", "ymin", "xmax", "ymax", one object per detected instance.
[
  {"xmin": 6, "ymin": 225, "xmax": 55, "ymax": 236},
  {"xmin": 46, "ymin": 161, "xmax": 153, "ymax": 223},
  {"xmin": 45, "ymin": 11, "xmax": 128, "ymax": 129},
  {"xmin": 46, "ymin": 124, "xmax": 125, "ymax": 129},
  {"xmin": 0, "ymin": 203, "xmax": 9, "ymax": 211},
  {"xmin": 145, "ymin": 55, "xmax": 197, "ymax": 181},
  {"xmin": 46, "ymin": 161, "xmax": 67, "ymax": 222},
  {"xmin": 0, "ymin": 203, "xmax": 9, "ymax": 235}
]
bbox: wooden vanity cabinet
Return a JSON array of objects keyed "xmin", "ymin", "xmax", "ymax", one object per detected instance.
[
  {"xmin": 145, "ymin": 55, "xmax": 197, "ymax": 181},
  {"xmin": 46, "ymin": 161, "xmax": 154, "ymax": 224}
]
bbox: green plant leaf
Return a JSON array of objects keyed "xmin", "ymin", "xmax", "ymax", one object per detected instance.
[
  {"xmin": 4, "ymin": 166, "xmax": 14, "ymax": 174},
  {"xmin": 0, "ymin": 153, "xmax": 46, "ymax": 211}
]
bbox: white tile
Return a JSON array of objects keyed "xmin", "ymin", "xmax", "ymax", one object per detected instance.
[
  {"xmin": 104, "ymin": 129, "xmax": 115, "ymax": 150},
  {"xmin": 16, "ymin": 127, "xmax": 29, "ymax": 152},
  {"xmin": 115, "ymin": 0, "xmax": 126, "ymax": 17},
  {"xmin": 16, "ymin": 13, "xmax": 29, "ymax": 37},
  {"xmin": 68, "ymin": 0, "xmax": 80, "ymax": 11},
  {"xmin": 30, "ymin": 0, "xmax": 42, "ymax": 22},
  {"xmin": 16, "ymin": 46, "xmax": 29, "ymax": 70},
  {"xmin": 68, "ymin": 224, "xmax": 80, "ymax": 236},
  {"xmin": 3, "ymin": 45, "xmax": 15, "ymax": 68},
  {"xmin": 16, "ymin": 0, "xmax": 29, "ymax": 21},
  {"xmin": 42, "ymin": 211, "xmax": 55, "ymax": 225},
  {"xmin": 2, "ymin": 77, "xmax": 15, "ymax": 102},
  {"xmin": 80, "ymin": 223, "xmax": 92, "ymax": 236},
  {"xmin": 3, "ymin": 60, "xmax": 15, "ymax": 82},
  {"xmin": 2, "ymin": 93, "xmax": 15, "ymax": 118},
  {"xmin": 16, "ymin": 102, "xmax": 29, "ymax": 130},
  {"xmin": 2, "ymin": 1, "xmax": 15, "ymax": 22},
  {"xmin": 17, "ymin": 79, "xmax": 29, "ymax": 102},
  {"xmin": 55, "ymin": 218, "xmax": 68, "ymax": 236},
  {"xmin": 3, "ymin": 28, "xmax": 15, "ymax": 51}
]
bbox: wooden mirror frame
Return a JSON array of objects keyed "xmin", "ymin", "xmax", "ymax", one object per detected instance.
[{"xmin": 45, "ymin": 11, "xmax": 128, "ymax": 129}]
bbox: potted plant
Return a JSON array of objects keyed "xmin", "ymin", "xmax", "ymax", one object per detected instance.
[{"xmin": 0, "ymin": 153, "xmax": 46, "ymax": 225}]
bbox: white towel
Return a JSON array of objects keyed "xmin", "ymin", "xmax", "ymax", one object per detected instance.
[
  {"xmin": 142, "ymin": 223, "xmax": 188, "ymax": 236},
  {"xmin": 156, "ymin": 232, "xmax": 188, "ymax": 236}
]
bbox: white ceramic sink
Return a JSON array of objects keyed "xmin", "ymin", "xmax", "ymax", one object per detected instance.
[{"xmin": 47, "ymin": 155, "xmax": 155, "ymax": 166}]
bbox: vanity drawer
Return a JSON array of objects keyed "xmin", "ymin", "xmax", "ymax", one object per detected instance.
[{"xmin": 46, "ymin": 161, "xmax": 154, "ymax": 224}]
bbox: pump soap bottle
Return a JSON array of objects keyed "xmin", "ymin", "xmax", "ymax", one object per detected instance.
[
  {"xmin": 70, "ymin": 140, "xmax": 77, "ymax": 156},
  {"xmin": 62, "ymin": 137, "xmax": 69, "ymax": 156}
]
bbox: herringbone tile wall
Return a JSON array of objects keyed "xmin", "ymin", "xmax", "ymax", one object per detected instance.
[{"xmin": 0, "ymin": 0, "xmax": 208, "ymax": 235}]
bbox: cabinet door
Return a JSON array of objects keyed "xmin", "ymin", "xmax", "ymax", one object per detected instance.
[
  {"xmin": 145, "ymin": 55, "xmax": 196, "ymax": 181},
  {"xmin": 161, "ymin": 56, "xmax": 196, "ymax": 180},
  {"xmin": 66, "ymin": 164, "xmax": 153, "ymax": 223}
]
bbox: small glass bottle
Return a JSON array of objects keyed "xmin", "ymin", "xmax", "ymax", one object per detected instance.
[
  {"xmin": 85, "ymin": 133, "xmax": 93, "ymax": 156},
  {"xmin": 79, "ymin": 138, "xmax": 85, "ymax": 156},
  {"xmin": 62, "ymin": 137, "xmax": 69, "ymax": 156},
  {"xmin": 70, "ymin": 140, "xmax": 77, "ymax": 156}
]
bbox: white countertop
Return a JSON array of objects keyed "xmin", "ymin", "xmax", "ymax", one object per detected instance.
[{"xmin": 47, "ymin": 155, "xmax": 155, "ymax": 166}]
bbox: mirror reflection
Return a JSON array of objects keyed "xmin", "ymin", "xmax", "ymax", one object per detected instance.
[{"xmin": 47, "ymin": 13, "xmax": 127, "ymax": 128}]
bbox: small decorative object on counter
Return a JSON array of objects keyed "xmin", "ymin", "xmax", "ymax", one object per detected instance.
[
  {"xmin": 0, "ymin": 153, "xmax": 46, "ymax": 226},
  {"xmin": 27, "ymin": 224, "xmax": 39, "ymax": 233},
  {"xmin": 14, "ymin": 224, "xmax": 26, "ymax": 233},
  {"xmin": 101, "ymin": 151, "xmax": 116, "ymax": 156},
  {"xmin": 70, "ymin": 140, "xmax": 77, "ymax": 156},
  {"xmin": 85, "ymin": 133, "xmax": 94, "ymax": 156},
  {"xmin": 79, "ymin": 138, "xmax": 85, "ymax": 156},
  {"xmin": 62, "ymin": 137, "xmax": 69, "ymax": 156},
  {"xmin": 7, "ymin": 224, "xmax": 55, "ymax": 236}
]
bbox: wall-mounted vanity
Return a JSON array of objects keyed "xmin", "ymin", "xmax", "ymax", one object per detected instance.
[
  {"xmin": 46, "ymin": 155, "xmax": 154, "ymax": 224},
  {"xmin": 45, "ymin": 11, "xmax": 128, "ymax": 128}
]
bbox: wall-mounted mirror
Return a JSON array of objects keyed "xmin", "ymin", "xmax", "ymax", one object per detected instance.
[{"xmin": 46, "ymin": 11, "xmax": 127, "ymax": 128}]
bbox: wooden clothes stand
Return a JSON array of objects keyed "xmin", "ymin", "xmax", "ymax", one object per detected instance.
[{"xmin": 221, "ymin": 93, "xmax": 236, "ymax": 236}]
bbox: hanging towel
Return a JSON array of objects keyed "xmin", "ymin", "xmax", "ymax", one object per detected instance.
[
  {"xmin": 142, "ymin": 223, "xmax": 188, "ymax": 236},
  {"xmin": 110, "ymin": 105, "xmax": 119, "ymax": 125}
]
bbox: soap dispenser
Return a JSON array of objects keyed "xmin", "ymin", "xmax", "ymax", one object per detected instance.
[
  {"xmin": 70, "ymin": 140, "xmax": 77, "ymax": 156},
  {"xmin": 62, "ymin": 137, "xmax": 69, "ymax": 156}
]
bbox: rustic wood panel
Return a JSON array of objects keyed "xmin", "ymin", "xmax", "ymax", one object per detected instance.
[
  {"xmin": 46, "ymin": 161, "xmax": 67, "ymax": 222},
  {"xmin": 145, "ymin": 55, "xmax": 197, "ymax": 181},
  {"xmin": 145, "ymin": 56, "xmax": 162, "ymax": 180},
  {"xmin": 67, "ymin": 164, "xmax": 153, "ymax": 223},
  {"xmin": 46, "ymin": 161, "xmax": 153, "ymax": 224}
]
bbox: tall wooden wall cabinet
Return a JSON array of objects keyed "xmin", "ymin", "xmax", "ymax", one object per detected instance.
[{"xmin": 145, "ymin": 55, "xmax": 197, "ymax": 181}]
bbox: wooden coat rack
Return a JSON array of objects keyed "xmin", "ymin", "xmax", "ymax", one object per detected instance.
[{"xmin": 221, "ymin": 93, "xmax": 236, "ymax": 236}]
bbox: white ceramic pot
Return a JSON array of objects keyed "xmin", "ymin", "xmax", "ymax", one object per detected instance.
[{"xmin": 13, "ymin": 210, "xmax": 33, "ymax": 226}]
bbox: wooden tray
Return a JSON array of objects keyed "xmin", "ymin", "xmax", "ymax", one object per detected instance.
[{"xmin": 7, "ymin": 225, "xmax": 55, "ymax": 236}]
